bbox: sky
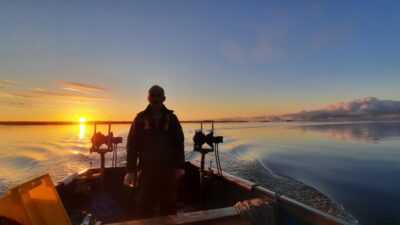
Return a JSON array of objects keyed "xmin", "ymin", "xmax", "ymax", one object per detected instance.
[{"xmin": 0, "ymin": 1, "xmax": 399, "ymax": 121}]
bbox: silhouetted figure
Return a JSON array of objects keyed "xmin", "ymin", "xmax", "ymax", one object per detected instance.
[{"xmin": 124, "ymin": 85, "xmax": 185, "ymax": 218}]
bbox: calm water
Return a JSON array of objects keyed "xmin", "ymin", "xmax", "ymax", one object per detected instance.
[{"xmin": 0, "ymin": 122, "xmax": 399, "ymax": 225}]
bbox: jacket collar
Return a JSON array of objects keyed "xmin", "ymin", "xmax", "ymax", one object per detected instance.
[{"xmin": 143, "ymin": 104, "xmax": 173, "ymax": 116}]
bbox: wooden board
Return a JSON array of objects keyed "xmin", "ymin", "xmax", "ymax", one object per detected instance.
[{"xmin": 105, "ymin": 207, "xmax": 241, "ymax": 225}]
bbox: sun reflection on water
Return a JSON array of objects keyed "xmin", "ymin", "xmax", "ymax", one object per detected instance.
[
  {"xmin": 71, "ymin": 150, "xmax": 80, "ymax": 155},
  {"xmin": 78, "ymin": 124, "xmax": 86, "ymax": 140}
]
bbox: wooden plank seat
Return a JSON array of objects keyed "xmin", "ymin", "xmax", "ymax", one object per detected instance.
[{"xmin": 105, "ymin": 207, "xmax": 242, "ymax": 225}]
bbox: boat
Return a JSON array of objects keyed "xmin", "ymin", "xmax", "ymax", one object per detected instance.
[{"xmin": 0, "ymin": 122, "xmax": 356, "ymax": 225}]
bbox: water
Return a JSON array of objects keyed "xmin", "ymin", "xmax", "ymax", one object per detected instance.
[
  {"xmin": 0, "ymin": 122, "xmax": 399, "ymax": 225},
  {"xmin": 215, "ymin": 122, "xmax": 400, "ymax": 225}
]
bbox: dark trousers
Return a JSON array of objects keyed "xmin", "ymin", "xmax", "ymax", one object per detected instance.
[{"xmin": 135, "ymin": 169, "xmax": 177, "ymax": 218}]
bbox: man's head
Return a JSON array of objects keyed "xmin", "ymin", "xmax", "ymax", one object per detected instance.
[{"xmin": 147, "ymin": 85, "xmax": 166, "ymax": 108}]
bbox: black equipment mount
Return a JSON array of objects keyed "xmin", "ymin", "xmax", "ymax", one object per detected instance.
[{"xmin": 193, "ymin": 121, "xmax": 223, "ymax": 178}]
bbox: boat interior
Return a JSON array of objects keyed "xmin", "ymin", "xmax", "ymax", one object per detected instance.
[{"xmin": 56, "ymin": 162, "xmax": 263, "ymax": 225}]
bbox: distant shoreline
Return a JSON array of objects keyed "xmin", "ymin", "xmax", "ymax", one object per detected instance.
[
  {"xmin": 1, "ymin": 120, "xmax": 399, "ymax": 125},
  {"xmin": 0, "ymin": 120, "xmax": 250, "ymax": 125}
]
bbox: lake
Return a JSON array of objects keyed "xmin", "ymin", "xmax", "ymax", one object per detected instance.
[{"xmin": 0, "ymin": 121, "xmax": 399, "ymax": 225}]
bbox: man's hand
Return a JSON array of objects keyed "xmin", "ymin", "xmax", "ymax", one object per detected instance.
[
  {"xmin": 124, "ymin": 172, "xmax": 137, "ymax": 187},
  {"xmin": 176, "ymin": 168, "xmax": 185, "ymax": 179}
]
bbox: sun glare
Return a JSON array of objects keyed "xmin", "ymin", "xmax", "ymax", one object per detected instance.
[{"xmin": 78, "ymin": 117, "xmax": 87, "ymax": 123}]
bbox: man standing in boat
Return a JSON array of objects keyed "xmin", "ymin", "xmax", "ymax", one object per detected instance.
[{"xmin": 124, "ymin": 85, "xmax": 185, "ymax": 218}]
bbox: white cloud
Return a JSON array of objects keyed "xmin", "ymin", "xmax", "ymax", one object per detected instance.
[
  {"xmin": 287, "ymin": 97, "xmax": 400, "ymax": 121},
  {"xmin": 58, "ymin": 81, "xmax": 108, "ymax": 93}
]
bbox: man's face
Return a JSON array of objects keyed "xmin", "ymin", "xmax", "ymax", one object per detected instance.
[{"xmin": 147, "ymin": 87, "xmax": 165, "ymax": 108}]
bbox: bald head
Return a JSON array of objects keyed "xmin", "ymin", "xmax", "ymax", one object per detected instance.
[
  {"xmin": 147, "ymin": 85, "xmax": 166, "ymax": 108},
  {"xmin": 148, "ymin": 85, "xmax": 164, "ymax": 96}
]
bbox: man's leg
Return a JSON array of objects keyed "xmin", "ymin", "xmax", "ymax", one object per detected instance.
[
  {"xmin": 158, "ymin": 170, "xmax": 177, "ymax": 216},
  {"xmin": 135, "ymin": 171, "xmax": 156, "ymax": 218}
]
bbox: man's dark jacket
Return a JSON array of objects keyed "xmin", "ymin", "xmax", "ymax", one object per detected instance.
[{"xmin": 126, "ymin": 105, "xmax": 185, "ymax": 173}]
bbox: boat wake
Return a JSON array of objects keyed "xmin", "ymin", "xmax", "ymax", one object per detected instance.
[{"xmin": 190, "ymin": 150, "xmax": 358, "ymax": 224}]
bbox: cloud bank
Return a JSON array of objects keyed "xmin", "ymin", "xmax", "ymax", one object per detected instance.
[
  {"xmin": 286, "ymin": 97, "xmax": 400, "ymax": 121},
  {"xmin": 0, "ymin": 80, "xmax": 108, "ymax": 109}
]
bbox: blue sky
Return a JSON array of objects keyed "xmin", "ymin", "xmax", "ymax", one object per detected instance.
[{"xmin": 0, "ymin": 1, "xmax": 399, "ymax": 120}]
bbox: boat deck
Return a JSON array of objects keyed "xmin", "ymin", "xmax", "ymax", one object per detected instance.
[{"xmin": 56, "ymin": 162, "xmax": 255, "ymax": 224}]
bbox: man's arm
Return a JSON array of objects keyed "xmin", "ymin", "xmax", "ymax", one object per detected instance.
[
  {"xmin": 126, "ymin": 116, "xmax": 140, "ymax": 173},
  {"xmin": 172, "ymin": 114, "xmax": 185, "ymax": 169}
]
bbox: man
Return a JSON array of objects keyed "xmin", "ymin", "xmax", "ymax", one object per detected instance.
[{"xmin": 124, "ymin": 85, "xmax": 185, "ymax": 218}]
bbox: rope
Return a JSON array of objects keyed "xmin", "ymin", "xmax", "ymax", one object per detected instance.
[
  {"xmin": 214, "ymin": 143, "xmax": 222, "ymax": 176},
  {"xmin": 114, "ymin": 143, "xmax": 118, "ymax": 166},
  {"xmin": 234, "ymin": 198, "xmax": 276, "ymax": 225},
  {"xmin": 216, "ymin": 144, "xmax": 222, "ymax": 176},
  {"xmin": 214, "ymin": 144, "xmax": 219, "ymax": 175},
  {"xmin": 111, "ymin": 143, "xmax": 118, "ymax": 167}
]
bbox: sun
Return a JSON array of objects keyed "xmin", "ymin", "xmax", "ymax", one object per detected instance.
[{"xmin": 78, "ymin": 117, "xmax": 87, "ymax": 123}]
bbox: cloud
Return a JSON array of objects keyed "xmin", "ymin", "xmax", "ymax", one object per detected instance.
[
  {"xmin": 222, "ymin": 40, "xmax": 244, "ymax": 63},
  {"xmin": 242, "ymin": 97, "xmax": 400, "ymax": 122},
  {"xmin": 0, "ymin": 91, "xmax": 13, "ymax": 98},
  {"xmin": 29, "ymin": 88, "xmax": 107, "ymax": 101},
  {"xmin": 0, "ymin": 79, "xmax": 109, "ymax": 110},
  {"xmin": 252, "ymin": 29, "xmax": 286, "ymax": 62},
  {"xmin": 307, "ymin": 2, "xmax": 323, "ymax": 16},
  {"xmin": 221, "ymin": 10, "xmax": 357, "ymax": 64},
  {"xmin": 222, "ymin": 25, "xmax": 288, "ymax": 64},
  {"xmin": 311, "ymin": 26, "xmax": 355, "ymax": 50},
  {"xmin": 287, "ymin": 97, "xmax": 400, "ymax": 121},
  {"xmin": 0, "ymin": 100, "xmax": 33, "ymax": 108},
  {"xmin": 0, "ymin": 87, "xmax": 106, "ymax": 102},
  {"xmin": 0, "ymin": 80, "xmax": 26, "ymax": 88},
  {"xmin": 5, "ymin": 91, "xmax": 34, "ymax": 98},
  {"xmin": 58, "ymin": 81, "xmax": 108, "ymax": 93}
]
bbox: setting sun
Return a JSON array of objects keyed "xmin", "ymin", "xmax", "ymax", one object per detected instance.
[{"xmin": 78, "ymin": 117, "xmax": 86, "ymax": 123}]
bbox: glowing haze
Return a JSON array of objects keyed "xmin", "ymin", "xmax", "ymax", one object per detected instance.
[{"xmin": 0, "ymin": 1, "xmax": 399, "ymax": 121}]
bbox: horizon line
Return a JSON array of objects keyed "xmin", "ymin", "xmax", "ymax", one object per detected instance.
[{"xmin": 0, "ymin": 120, "xmax": 252, "ymax": 125}]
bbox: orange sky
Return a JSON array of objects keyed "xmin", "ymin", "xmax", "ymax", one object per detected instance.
[{"xmin": 0, "ymin": 79, "xmax": 327, "ymax": 121}]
